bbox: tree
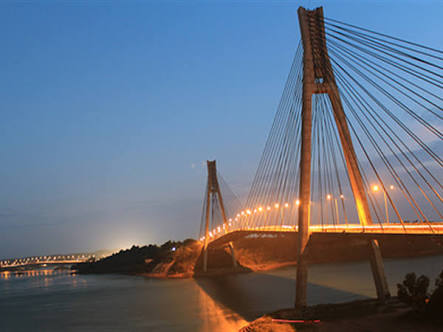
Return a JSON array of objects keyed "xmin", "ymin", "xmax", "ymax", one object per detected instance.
[
  {"xmin": 397, "ymin": 272, "xmax": 429, "ymax": 312},
  {"xmin": 426, "ymin": 269, "xmax": 443, "ymax": 322}
]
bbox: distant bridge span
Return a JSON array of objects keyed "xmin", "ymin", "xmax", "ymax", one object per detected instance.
[{"xmin": 0, "ymin": 254, "xmax": 94, "ymax": 269}]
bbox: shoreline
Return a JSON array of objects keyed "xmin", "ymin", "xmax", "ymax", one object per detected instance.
[
  {"xmin": 141, "ymin": 254, "xmax": 442, "ymax": 280},
  {"xmin": 240, "ymin": 297, "xmax": 442, "ymax": 331},
  {"xmin": 69, "ymin": 250, "xmax": 443, "ymax": 280},
  {"xmin": 138, "ymin": 260, "xmax": 298, "ymax": 279}
]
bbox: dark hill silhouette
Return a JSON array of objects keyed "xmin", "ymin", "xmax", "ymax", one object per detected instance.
[{"xmin": 74, "ymin": 239, "xmax": 196, "ymax": 275}]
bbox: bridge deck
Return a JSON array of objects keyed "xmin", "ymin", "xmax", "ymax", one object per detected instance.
[{"xmin": 206, "ymin": 224, "xmax": 443, "ymax": 248}]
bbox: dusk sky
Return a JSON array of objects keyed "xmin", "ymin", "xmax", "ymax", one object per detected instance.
[{"xmin": 1, "ymin": 0, "xmax": 442, "ymax": 259}]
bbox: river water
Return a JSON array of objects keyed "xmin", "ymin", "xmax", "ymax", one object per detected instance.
[{"xmin": 1, "ymin": 255, "xmax": 442, "ymax": 331}]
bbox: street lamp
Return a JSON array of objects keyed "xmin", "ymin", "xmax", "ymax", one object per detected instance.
[
  {"xmin": 327, "ymin": 194, "xmax": 339, "ymax": 226},
  {"xmin": 372, "ymin": 184, "xmax": 394, "ymax": 224},
  {"xmin": 334, "ymin": 197, "xmax": 340, "ymax": 225}
]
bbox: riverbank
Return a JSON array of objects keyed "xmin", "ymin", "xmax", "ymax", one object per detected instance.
[
  {"xmin": 72, "ymin": 233, "xmax": 443, "ymax": 280},
  {"xmin": 240, "ymin": 298, "xmax": 443, "ymax": 331},
  {"xmin": 73, "ymin": 239, "xmax": 201, "ymax": 276}
]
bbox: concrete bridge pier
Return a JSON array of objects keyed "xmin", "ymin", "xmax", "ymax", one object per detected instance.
[
  {"xmin": 203, "ymin": 248, "xmax": 209, "ymax": 273},
  {"xmin": 228, "ymin": 241, "xmax": 238, "ymax": 270},
  {"xmin": 368, "ymin": 239, "xmax": 390, "ymax": 302},
  {"xmin": 202, "ymin": 241, "xmax": 238, "ymax": 273},
  {"xmin": 296, "ymin": 6, "xmax": 391, "ymax": 309},
  {"xmin": 202, "ymin": 160, "xmax": 231, "ymax": 273}
]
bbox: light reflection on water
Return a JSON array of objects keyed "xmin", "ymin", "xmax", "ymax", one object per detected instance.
[
  {"xmin": 197, "ymin": 284, "xmax": 248, "ymax": 332},
  {"xmin": 0, "ymin": 268, "xmax": 248, "ymax": 331},
  {"xmin": 0, "ymin": 268, "xmax": 73, "ymax": 280},
  {"xmin": 0, "ymin": 255, "xmax": 442, "ymax": 331}
]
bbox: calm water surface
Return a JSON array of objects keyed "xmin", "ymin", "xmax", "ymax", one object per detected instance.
[{"xmin": 1, "ymin": 255, "xmax": 442, "ymax": 331}]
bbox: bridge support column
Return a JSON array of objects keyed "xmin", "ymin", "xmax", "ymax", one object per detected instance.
[
  {"xmin": 295, "ymin": 6, "xmax": 315, "ymax": 311},
  {"xmin": 201, "ymin": 160, "xmax": 229, "ymax": 273},
  {"xmin": 368, "ymin": 239, "xmax": 390, "ymax": 302},
  {"xmin": 228, "ymin": 242, "xmax": 238, "ymax": 270},
  {"xmin": 296, "ymin": 6, "xmax": 390, "ymax": 308},
  {"xmin": 203, "ymin": 248, "xmax": 209, "ymax": 273}
]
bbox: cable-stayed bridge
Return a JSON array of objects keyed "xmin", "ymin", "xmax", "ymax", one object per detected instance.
[
  {"xmin": 198, "ymin": 7, "xmax": 442, "ymax": 309},
  {"xmin": 0, "ymin": 254, "xmax": 94, "ymax": 269}
]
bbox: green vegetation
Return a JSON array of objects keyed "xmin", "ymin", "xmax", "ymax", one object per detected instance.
[
  {"xmin": 427, "ymin": 270, "xmax": 443, "ymax": 322},
  {"xmin": 74, "ymin": 239, "xmax": 198, "ymax": 275},
  {"xmin": 397, "ymin": 269, "xmax": 443, "ymax": 322},
  {"xmin": 397, "ymin": 272, "xmax": 430, "ymax": 312}
]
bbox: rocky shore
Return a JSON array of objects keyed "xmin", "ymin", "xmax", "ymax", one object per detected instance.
[{"xmin": 240, "ymin": 298, "xmax": 443, "ymax": 331}]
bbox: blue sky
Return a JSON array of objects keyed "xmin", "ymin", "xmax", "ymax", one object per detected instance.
[{"xmin": 0, "ymin": 0, "xmax": 442, "ymax": 258}]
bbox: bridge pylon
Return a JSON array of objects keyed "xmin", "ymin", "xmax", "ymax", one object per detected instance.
[
  {"xmin": 296, "ymin": 6, "xmax": 390, "ymax": 309},
  {"xmin": 202, "ymin": 160, "xmax": 232, "ymax": 272}
]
